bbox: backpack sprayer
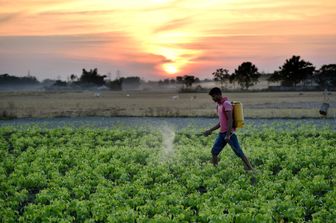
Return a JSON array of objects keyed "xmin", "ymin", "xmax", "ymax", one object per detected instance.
[
  {"xmin": 232, "ymin": 101, "xmax": 244, "ymax": 128},
  {"xmin": 223, "ymin": 101, "xmax": 245, "ymax": 129}
]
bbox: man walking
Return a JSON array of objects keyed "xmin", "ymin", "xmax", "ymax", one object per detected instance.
[{"xmin": 203, "ymin": 87, "xmax": 253, "ymax": 170}]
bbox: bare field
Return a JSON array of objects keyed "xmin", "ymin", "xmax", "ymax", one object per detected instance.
[{"xmin": 0, "ymin": 91, "xmax": 335, "ymax": 118}]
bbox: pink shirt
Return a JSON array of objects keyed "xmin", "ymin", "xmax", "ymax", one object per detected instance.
[{"xmin": 217, "ymin": 97, "xmax": 235, "ymax": 133}]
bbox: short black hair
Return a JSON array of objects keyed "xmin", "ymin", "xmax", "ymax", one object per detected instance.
[{"xmin": 209, "ymin": 87, "xmax": 222, "ymax": 96}]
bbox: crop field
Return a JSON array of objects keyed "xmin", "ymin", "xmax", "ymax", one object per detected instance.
[{"xmin": 1, "ymin": 124, "xmax": 335, "ymax": 222}]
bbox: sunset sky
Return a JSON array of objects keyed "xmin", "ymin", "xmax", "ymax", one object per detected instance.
[{"xmin": 1, "ymin": 0, "xmax": 335, "ymax": 80}]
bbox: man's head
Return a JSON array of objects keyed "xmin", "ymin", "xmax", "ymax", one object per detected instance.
[{"xmin": 209, "ymin": 87, "xmax": 222, "ymax": 103}]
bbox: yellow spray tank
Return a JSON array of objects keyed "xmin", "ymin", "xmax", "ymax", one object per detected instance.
[{"xmin": 232, "ymin": 101, "xmax": 244, "ymax": 128}]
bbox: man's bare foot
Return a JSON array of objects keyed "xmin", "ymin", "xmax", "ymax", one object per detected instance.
[
  {"xmin": 211, "ymin": 155, "xmax": 219, "ymax": 166},
  {"xmin": 241, "ymin": 155, "xmax": 253, "ymax": 171}
]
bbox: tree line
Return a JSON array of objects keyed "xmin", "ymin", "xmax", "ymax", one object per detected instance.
[
  {"xmin": 0, "ymin": 74, "xmax": 39, "ymax": 86},
  {"xmin": 1, "ymin": 55, "xmax": 335, "ymax": 90},
  {"xmin": 212, "ymin": 55, "xmax": 336, "ymax": 90}
]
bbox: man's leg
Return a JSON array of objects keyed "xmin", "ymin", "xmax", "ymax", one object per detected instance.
[
  {"xmin": 211, "ymin": 133, "xmax": 226, "ymax": 166},
  {"xmin": 228, "ymin": 134, "xmax": 253, "ymax": 171}
]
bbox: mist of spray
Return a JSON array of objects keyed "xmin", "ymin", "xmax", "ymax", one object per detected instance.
[{"xmin": 159, "ymin": 124, "xmax": 176, "ymax": 160}]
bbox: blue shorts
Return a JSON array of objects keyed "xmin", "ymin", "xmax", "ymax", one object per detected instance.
[{"xmin": 211, "ymin": 132, "xmax": 245, "ymax": 158}]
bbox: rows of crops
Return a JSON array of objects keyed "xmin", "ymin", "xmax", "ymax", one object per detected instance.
[{"xmin": 1, "ymin": 125, "xmax": 335, "ymax": 222}]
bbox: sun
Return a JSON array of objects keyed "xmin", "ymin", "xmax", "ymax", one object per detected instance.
[{"xmin": 163, "ymin": 63, "xmax": 178, "ymax": 75}]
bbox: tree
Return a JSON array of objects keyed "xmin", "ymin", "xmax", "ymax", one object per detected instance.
[
  {"xmin": 269, "ymin": 55, "xmax": 315, "ymax": 87},
  {"xmin": 183, "ymin": 75, "xmax": 196, "ymax": 88},
  {"xmin": 79, "ymin": 68, "xmax": 106, "ymax": 86},
  {"xmin": 313, "ymin": 64, "xmax": 336, "ymax": 89},
  {"xmin": 176, "ymin": 76, "xmax": 183, "ymax": 84},
  {"xmin": 212, "ymin": 68, "xmax": 230, "ymax": 89},
  {"xmin": 233, "ymin": 62, "xmax": 260, "ymax": 90}
]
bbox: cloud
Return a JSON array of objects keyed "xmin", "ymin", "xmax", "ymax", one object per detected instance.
[
  {"xmin": 0, "ymin": 33, "xmax": 128, "ymax": 50},
  {"xmin": 38, "ymin": 9, "xmax": 118, "ymax": 16},
  {"xmin": 1, "ymin": 0, "xmax": 335, "ymax": 79},
  {"xmin": 175, "ymin": 33, "xmax": 336, "ymax": 75},
  {"xmin": 0, "ymin": 32, "xmax": 172, "ymax": 78},
  {"xmin": 153, "ymin": 17, "xmax": 192, "ymax": 33},
  {"xmin": 0, "ymin": 12, "xmax": 21, "ymax": 24}
]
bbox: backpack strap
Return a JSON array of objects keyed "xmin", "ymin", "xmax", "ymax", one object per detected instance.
[{"xmin": 218, "ymin": 100, "xmax": 230, "ymax": 120}]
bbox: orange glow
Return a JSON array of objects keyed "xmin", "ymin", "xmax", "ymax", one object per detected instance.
[{"xmin": 1, "ymin": 0, "xmax": 336, "ymax": 79}]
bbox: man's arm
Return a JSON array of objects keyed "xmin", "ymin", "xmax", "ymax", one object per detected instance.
[
  {"xmin": 203, "ymin": 123, "xmax": 220, "ymax": 136},
  {"xmin": 225, "ymin": 110, "xmax": 233, "ymax": 141}
]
